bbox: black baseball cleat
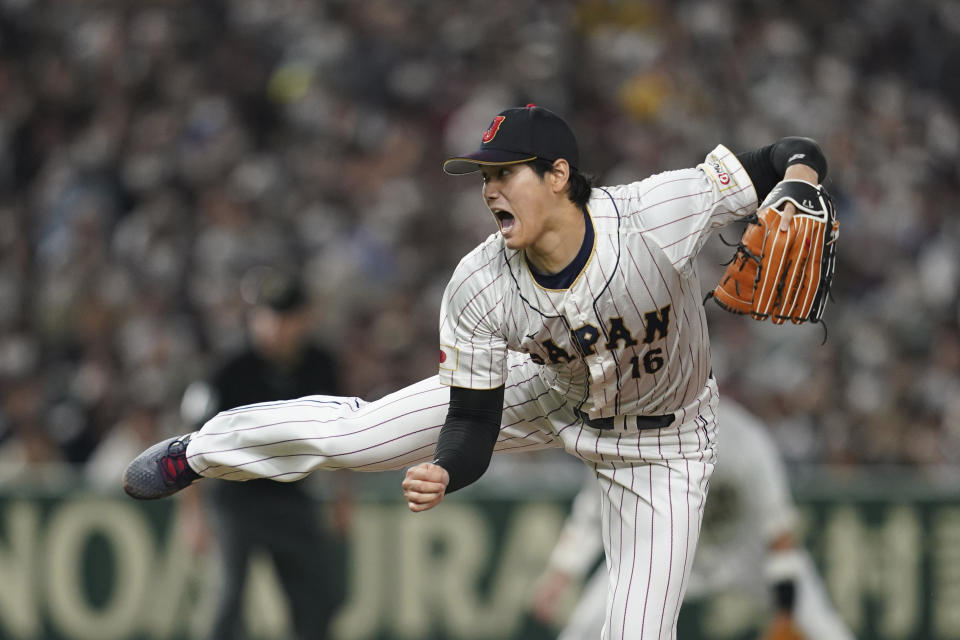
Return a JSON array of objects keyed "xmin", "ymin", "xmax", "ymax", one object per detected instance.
[{"xmin": 122, "ymin": 433, "xmax": 202, "ymax": 499}]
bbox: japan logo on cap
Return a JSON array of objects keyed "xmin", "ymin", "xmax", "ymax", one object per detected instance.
[{"xmin": 482, "ymin": 116, "xmax": 506, "ymax": 143}]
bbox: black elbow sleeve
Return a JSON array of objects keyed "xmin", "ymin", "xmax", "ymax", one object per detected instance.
[
  {"xmin": 737, "ymin": 137, "xmax": 827, "ymax": 203},
  {"xmin": 433, "ymin": 386, "xmax": 504, "ymax": 493},
  {"xmin": 770, "ymin": 136, "xmax": 827, "ymax": 183}
]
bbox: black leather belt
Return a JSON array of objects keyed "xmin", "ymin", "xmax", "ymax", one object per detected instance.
[{"xmin": 574, "ymin": 408, "xmax": 674, "ymax": 431}]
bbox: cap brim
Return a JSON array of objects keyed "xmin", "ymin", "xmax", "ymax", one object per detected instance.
[{"xmin": 442, "ymin": 149, "xmax": 537, "ymax": 175}]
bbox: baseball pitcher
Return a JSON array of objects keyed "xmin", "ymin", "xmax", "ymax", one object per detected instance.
[{"xmin": 124, "ymin": 105, "xmax": 834, "ymax": 639}]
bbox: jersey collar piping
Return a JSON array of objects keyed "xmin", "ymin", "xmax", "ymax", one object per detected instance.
[{"xmin": 525, "ymin": 205, "xmax": 596, "ymax": 292}]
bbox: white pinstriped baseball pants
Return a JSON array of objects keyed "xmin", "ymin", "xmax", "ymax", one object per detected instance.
[{"xmin": 188, "ymin": 354, "xmax": 717, "ymax": 640}]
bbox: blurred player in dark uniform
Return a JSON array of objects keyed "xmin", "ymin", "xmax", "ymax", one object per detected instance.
[{"xmin": 180, "ymin": 271, "xmax": 349, "ymax": 640}]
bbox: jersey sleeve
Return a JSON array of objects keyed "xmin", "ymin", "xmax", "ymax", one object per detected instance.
[
  {"xmin": 721, "ymin": 402, "xmax": 798, "ymax": 543},
  {"xmin": 438, "ymin": 247, "xmax": 510, "ymax": 389},
  {"xmin": 746, "ymin": 426, "xmax": 798, "ymax": 543},
  {"xmin": 613, "ymin": 144, "xmax": 758, "ymax": 275}
]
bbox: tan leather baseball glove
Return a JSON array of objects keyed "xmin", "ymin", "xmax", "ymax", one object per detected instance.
[{"xmin": 710, "ymin": 179, "xmax": 839, "ymax": 325}]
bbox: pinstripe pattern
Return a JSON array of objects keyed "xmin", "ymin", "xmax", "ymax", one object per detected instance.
[
  {"xmin": 561, "ymin": 377, "xmax": 717, "ymax": 639},
  {"xmin": 548, "ymin": 400, "xmax": 852, "ymax": 640},
  {"xmin": 190, "ymin": 356, "xmax": 562, "ymax": 479},
  {"xmin": 186, "ymin": 146, "xmax": 752, "ymax": 639}
]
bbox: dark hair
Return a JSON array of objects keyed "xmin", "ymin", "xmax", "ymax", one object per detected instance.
[
  {"xmin": 257, "ymin": 273, "xmax": 308, "ymax": 313},
  {"xmin": 528, "ymin": 158, "xmax": 595, "ymax": 209}
]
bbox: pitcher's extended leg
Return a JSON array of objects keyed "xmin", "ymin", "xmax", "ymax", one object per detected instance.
[{"xmin": 189, "ymin": 376, "xmax": 452, "ymax": 481}]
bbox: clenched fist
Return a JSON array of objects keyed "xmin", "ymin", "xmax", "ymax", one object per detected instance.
[{"xmin": 402, "ymin": 462, "xmax": 450, "ymax": 512}]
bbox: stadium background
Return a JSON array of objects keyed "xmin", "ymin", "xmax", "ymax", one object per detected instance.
[{"xmin": 1, "ymin": 0, "xmax": 958, "ymax": 638}]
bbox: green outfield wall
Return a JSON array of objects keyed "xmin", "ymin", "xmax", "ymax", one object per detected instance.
[{"xmin": 0, "ymin": 468, "xmax": 957, "ymax": 640}]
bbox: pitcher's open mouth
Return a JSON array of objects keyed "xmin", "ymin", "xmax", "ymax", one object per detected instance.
[{"xmin": 493, "ymin": 210, "xmax": 515, "ymax": 232}]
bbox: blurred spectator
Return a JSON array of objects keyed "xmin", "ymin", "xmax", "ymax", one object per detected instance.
[
  {"xmin": 1, "ymin": 0, "xmax": 959, "ymax": 472},
  {"xmin": 0, "ymin": 375, "xmax": 63, "ymax": 481}
]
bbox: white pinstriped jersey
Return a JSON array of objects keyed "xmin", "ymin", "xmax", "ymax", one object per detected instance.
[{"xmin": 439, "ymin": 145, "xmax": 757, "ymax": 419}]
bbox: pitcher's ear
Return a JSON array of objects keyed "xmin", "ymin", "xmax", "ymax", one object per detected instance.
[{"xmin": 549, "ymin": 158, "xmax": 571, "ymax": 194}]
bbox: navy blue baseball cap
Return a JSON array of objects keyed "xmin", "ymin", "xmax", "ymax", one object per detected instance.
[{"xmin": 443, "ymin": 104, "xmax": 580, "ymax": 175}]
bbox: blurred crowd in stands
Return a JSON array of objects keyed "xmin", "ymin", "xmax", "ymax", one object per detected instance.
[{"xmin": 0, "ymin": 0, "xmax": 958, "ymax": 480}]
